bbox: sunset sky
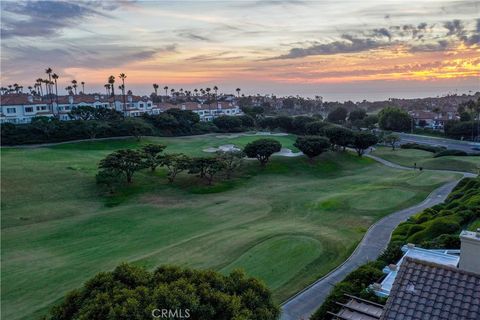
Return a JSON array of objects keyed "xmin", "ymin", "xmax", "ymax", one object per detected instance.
[{"xmin": 1, "ymin": 0, "xmax": 479, "ymax": 101}]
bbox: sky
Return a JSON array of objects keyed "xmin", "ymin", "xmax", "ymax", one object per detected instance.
[{"xmin": 1, "ymin": 0, "xmax": 479, "ymax": 101}]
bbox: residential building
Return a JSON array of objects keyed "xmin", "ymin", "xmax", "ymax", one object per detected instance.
[{"xmin": 1, "ymin": 93, "xmax": 240, "ymax": 124}]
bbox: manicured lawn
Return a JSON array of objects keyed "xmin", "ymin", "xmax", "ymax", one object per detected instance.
[
  {"xmin": 1, "ymin": 134, "xmax": 461, "ymax": 320},
  {"xmin": 372, "ymin": 146, "xmax": 480, "ymax": 174}
]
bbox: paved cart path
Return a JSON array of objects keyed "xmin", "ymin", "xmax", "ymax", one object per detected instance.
[{"xmin": 281, "ymin": 154, "xmax": 476, "ymax": 320}]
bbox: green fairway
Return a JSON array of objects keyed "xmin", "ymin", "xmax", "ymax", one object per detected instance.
[
  {"xmin": 1, "ymin": 134, "xmax": 461, "ymax": 320},
  {"xmin": 372, "ymin": 146, "xmax": 480, "ymax": 174}
]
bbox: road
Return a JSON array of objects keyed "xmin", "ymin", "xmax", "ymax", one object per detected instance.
[
  {"xmin": 280, "ymin": 154, "xmax": 475, "ymax": 320},
  {"xmin": 397, "ymin": 132, "xmax": 480, "ymax": 153}
]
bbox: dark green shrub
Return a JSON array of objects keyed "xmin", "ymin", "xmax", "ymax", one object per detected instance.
[
  {"xmin": 433, "ymin": 149, "xmax": 468, "ymax": 157},
  {"xmin": 400, "ymin": 142, "xmax": 445, "ymax": 153}
]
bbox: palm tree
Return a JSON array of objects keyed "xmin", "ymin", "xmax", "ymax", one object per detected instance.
[
  {"xmin": 153, "ymin": 83, "xmax": 159, "ymax": 95},
  {"xmin": 213, "ymin": 86, "xmax": 218, "ymax": 95},
  {"xmin": 194, "ymin": 88, "xmax": 198, "ymax": 96},
  {"xmin": 206, "ymin": 87, "xmax": 211, "ymax": 100},
  {"xmin": 108, "ymin": 75, "xmax": 115, "ymax": 97},
  {"xmin": 71, "ymin": 80, "xmax": 78, "ymax": 95},
  {"xmin": 52, "ymin": 73, "xmax": 59, "ymax": 110},
  {"xmin": 81, "ymin": 81, "xmax": 85, "ymax": 94},
  {"xmin": 119, "ymin": 73, "xmax": 127, "ymax": 112},
  {"xmin": 236, "ymin": 88, "xmax": 241, "ymax": 97},
  {"xmin": 164, "ymin": 86, "xmax": 168, "ymax": 96},
  {"xmin": 104, "ymin": 84, "xmax": 110, "ymax": 95},
  {"xmin": 170, "ymin": 88, "xmax": 175, "ymax": 96},
  {"xmin": 65, "ymin": 86, "xmax": 73, "ymax": 95},
  {"xmin": 36, "ymin": 79, "xmax": 43, "ymax": 96}
]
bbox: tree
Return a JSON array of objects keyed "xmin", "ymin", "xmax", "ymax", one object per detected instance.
[
  {"xmin": 141, "ymin": 144, "xmax": 166, "ymax": 171},
  {"xmin": 30, "ymin": 116, "xmax": 59, "ymax": 138},
  {"xmin": 305, "ymin": 121, "xmax": 332, "ymax": 135},
  {"xmin": 384, "ymin": 133, "xmax": 401, "ymax": 150},
  {"xmin": 294, "ymin": 136, "xmax": 330, "ymax": 161},
  {"xmin": 119, "ymin": 73, "xmax": 127, "ymax": 112},
  {"xmin": 363, "ymin": 115, "xmax": 378, "ymax": 130},
  {"xmin": 292, "ymin": 116, "xmax": 316, "ymax": 134},
  {"xmin": 69, "ymin": 106, "xmax": 97, "ymax": 120},
  {"xmin": 160, "ymin": 153, "xmax": 190, "ymax": 183},
  {"xmin": 81, "ymin": 81, "xmax": 85, "ymax": 93},
  {"xmin": 47, "ymin": 263, "xmax": 279, "ymax": 320},
  {"xmin": 152, "ymin": 83, "xmax": 159, "ymax": 95},
  {"xmin": 83, "ymin": 120, "xmax": 110, "ymax": 139},
  {"xmin": 96, "ymin": 169, "xmax": 122, "ymax": 194},
  {"xmin": 325, "ymin": 126, "xmax": 355, "ymax": 151},
  {"xmin": 121, "ymin": 118, "xmax": 153, "ymax": 141},
  {"xmin": 352, "ymin": 132, "xmax": 378, "ymax": 156},
  {"xmin": 418, "ymin": 119, "xmax": 428, "ymax": 127},
  {"xmin": 460, "ymin": 112, "xmax": 471, "ymax": 122},
  {"xmin": 327, "ymin": 107, "xmax": 348, "ymax": 124},
  {"xmin": 349, "ymin": 109, "xmax": 367, "ymax": 122},
  {"xmin": 188, "ymin": 157, "xmax": 226, "ymax": 185},
  {"xmin": 108, "ymin": 75, "xmax": 115, "ymax": 102},
  {"xmin": 213, "ymin": 115, "xmax": 243, "ymax": 132},
  {"xmin": 98, "ymin": 149, "xmax": 144, "ymax": 183},
  {"xmin": 236, "ymin": 88, "xmax": 241, "ymax": 97},
  {"xmin": 238, "ymin": 114, "xmax": 255, "ymax": 128},
  {"xmin": 378, "ymin": 107, "xmax": 412, "ymax": 131},
  {"xmin": 52, "ymin": 73, "xmax": 59, "ymax": 110},
  {"xmin": 216, "ymin": 150, "xmax": 244, "ymax": 179},
  {"xmin": 243, "ymin": 139, "xmax": 282, "ymax": 166}
]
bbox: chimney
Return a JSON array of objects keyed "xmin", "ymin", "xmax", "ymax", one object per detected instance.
[
  {"xmin": 68, "ymin": 95, "xmax": 74, "ymax": 104},
  {"xmin": 94, "ymin": 95, "xmax": 99, "ymax": 101},
  {"xmin": 459, "ymin": 229, "xmax": 480, "ymax": 274},
  {"xmin": 28, "ymin": 95, "xmax": 33, "ymax": 103},
  {"xmin": 181, "ymin": 104, "xmax": 186, "ymax": 110},
  {"xmin": 128, "ymin": 95, "xmax": 133, "ymax": 103}
]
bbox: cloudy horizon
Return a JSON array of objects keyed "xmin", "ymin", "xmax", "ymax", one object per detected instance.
[{"xmin": 1, "ymin": 0, "xmax": 479, "ymax": 101}]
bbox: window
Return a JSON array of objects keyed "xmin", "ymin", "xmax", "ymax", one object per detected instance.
[
  {"xmin": 41, "ymin": 106, "xmax": 47, "ymax": 111},
  {"xmin": 25, "ymin": 107, "xmax": 33, "ymax": 113},
  {"xmin": 6, "ymin": 107, "xmax": 16, "ymax": 114}
]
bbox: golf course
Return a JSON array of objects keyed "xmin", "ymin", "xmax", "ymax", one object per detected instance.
[
  {"xmin": 1, "ymin": 134, "xmax": 466, "ymax": 319},
  {"xmin": 372, "ymin": 146, "xmax": 480, "ymax": 173}
]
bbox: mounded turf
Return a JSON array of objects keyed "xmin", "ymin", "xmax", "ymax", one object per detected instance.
[
  {"xmin": 372, "ymin": 146, "xmax": 480, "ymax": 173},
  {"xmin": 1, "ymin": 134, "xmax": 461, "ymax": 320}
]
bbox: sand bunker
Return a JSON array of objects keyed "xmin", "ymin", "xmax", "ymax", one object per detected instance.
[
  {"xmin": 203, "ymin": 145, "xmax": 303, "ymax": 157},
  {"xmin": 203, "ymin": 144, "xmax": 241, "ymax": 153},
  {"xmin": 215, "ymin": 132, "xmax": 289, "ymax": 139},
  {"xmin": 273, "ymin": 148, "xmax": 304, "ymax": 157}
]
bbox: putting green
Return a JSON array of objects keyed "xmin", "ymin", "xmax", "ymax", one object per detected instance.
[
  {"xmin": 1, "ymin": 135, "xmax": 461, "ymax": 320},
  {"xmin": 372, "ymin": 146, "xmax": 480, "ymax": 173},
  {"xmin": 221, "ymin": 235, "xmax": 324, "ymax": 290}
]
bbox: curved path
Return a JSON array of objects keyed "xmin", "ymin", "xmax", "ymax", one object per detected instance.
[{"xmin": 280, "ymin": 154, "xmax": 476, "ymax": 320}]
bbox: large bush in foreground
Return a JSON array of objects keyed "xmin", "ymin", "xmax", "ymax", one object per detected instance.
[{"xmin": 47, "ymin": 264, "xmax": 279, "ymax": 320}]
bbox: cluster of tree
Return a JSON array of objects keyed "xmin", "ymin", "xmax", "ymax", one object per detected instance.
[
  {"xmin": 97, "ymin": 144, "xmax": 247, "ymax": 189},
  {"xmin": 312, "ymin": 177, "xmax": 480, "ymax": 320},
  {"xmin": 213, "ymin": 115, "xmax": 255, "ymax": 132},
  {"xmin": 293, "ymin": 126, "xmax": 378, "ymax": 158},
  {"xmin": 377, "ymin": 107, "xmax": 413, "ymax": 132},
  {"xmin": 45, "ymin": 263, "xmax": 279, "ymax": 320},
  {"xmin": 1, "ymin": 114, "xmax": 156, "ymax": 145},
  {"xmin": 444, "ymin": 120, "xmax": 479, "ymax": 140},
  {"xmin": 96, "ymin": 138, "xmax": 289, "ymax": 193},
  {"xmin": 1, "ymin": 108, "xmax": 220, "ymax": 145}
]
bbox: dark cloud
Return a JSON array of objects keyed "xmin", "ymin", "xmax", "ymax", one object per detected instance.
[
  {"xmin": 0, "ymin": 0, "xmax": 111, "ymax": 39},
  {"xmin": 2, "ymin": 43, "xmax": 175, "ymax": 75},
  {"xmin": 443, "ymin": 19, "xmax": 479, "ymax": 46},
  {"xmin": 273, "ymin": 34, "xmax": 384, "ymax": 59},
  {"xmin": 444, "ymin": 19, "xmax": 466, "ymax": 37},
  {"xmin": 178, "ymin": 32, "xmax": 211, "ymax": 42},
  {"xmin": 372, "ymin": 28, "xmax": 392, "ymax": 40},
  {"xmin": 410, "ymin": 40, "xmax": 451, "ymax": 52}
]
